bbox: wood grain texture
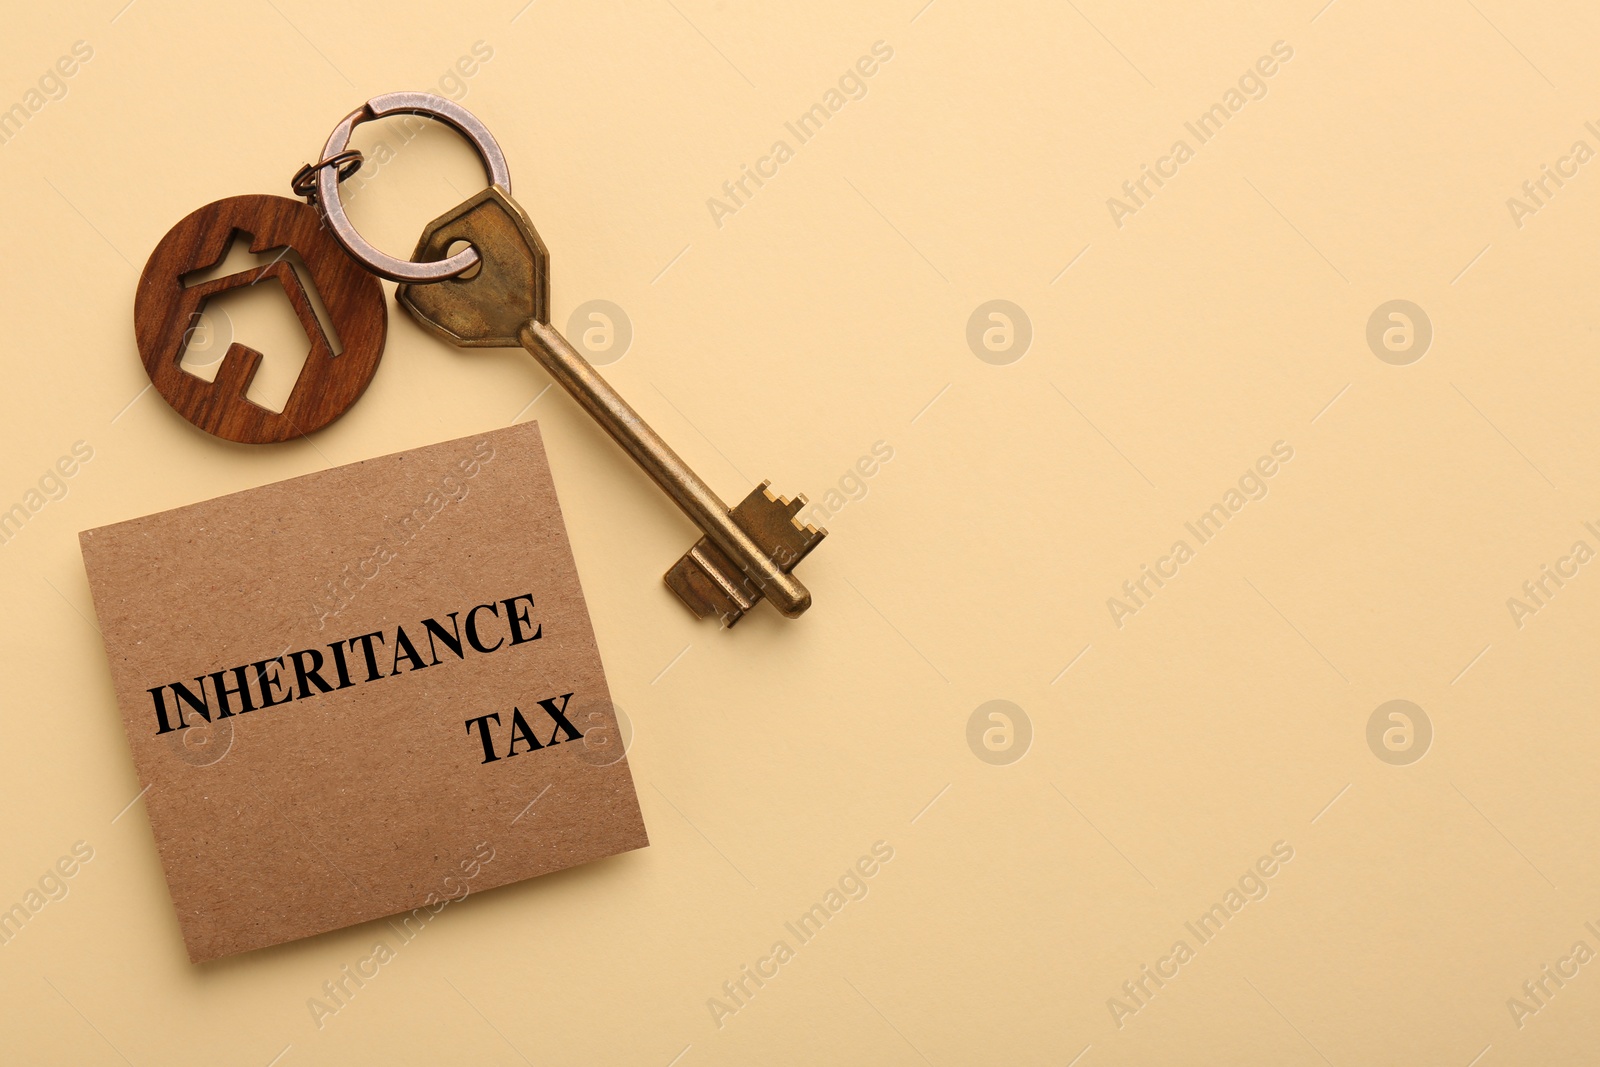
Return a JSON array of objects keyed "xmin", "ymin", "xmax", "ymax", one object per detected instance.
[{"xmin": 134, "ymin": 194, "xmax": 386, "ymax": 444}]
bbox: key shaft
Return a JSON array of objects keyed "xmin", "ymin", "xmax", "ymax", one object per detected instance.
[
  {"xmin": 517, "ymin": 320, "xmax": 810, "ymax": 618},
  {"xmin": 393, "ymin": 185, "xmax": 823, "ymax": 623}
]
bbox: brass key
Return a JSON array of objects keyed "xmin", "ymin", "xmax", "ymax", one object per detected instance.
[{"xmin": 306, "ymin": 94, "xmax": 823, "ymax": 626}]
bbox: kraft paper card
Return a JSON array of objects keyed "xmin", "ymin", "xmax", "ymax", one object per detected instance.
[{"xmin": 78, "ymin": 421, "xmax": 648, "ymax": 963}]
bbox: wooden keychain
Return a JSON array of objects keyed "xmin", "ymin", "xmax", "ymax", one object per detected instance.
[{"xmin": 134, "ymin": 160, "xmax": 385, "ymax": 444}]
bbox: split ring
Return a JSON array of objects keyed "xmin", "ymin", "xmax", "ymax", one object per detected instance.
[
  {"xmin": 290, "ymin": 148, "xmax": 364, "ymax": 198},
  {"xmin": 313, "ymin": 92, "xmax": 512, "ymax": 283}
]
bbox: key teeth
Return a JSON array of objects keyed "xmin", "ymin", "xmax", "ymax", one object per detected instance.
[
  {"xmin": 756, "ymin": 483, "xmax": 826, "ymax": 540},
  {"xmin": 666, "ymin": 481, "xmax": 828, "ymax": 624},
  {"xmin": 757, "ymin": 479, "xmax": 801, "ymax": 513},
  {"xmin": 792, "ymin": 515, "xmax": 826, "ymax": 544},
  {"xmin": 793, "ymin": 505, "xmax": 825, "ymax": 540},
  {"xmin": 729, "ymin": 483, "xmax": 828, "ymax": 571},
  {"xmin": 792, "ymin": 499, "xmax": 827, "ymax": 541}
]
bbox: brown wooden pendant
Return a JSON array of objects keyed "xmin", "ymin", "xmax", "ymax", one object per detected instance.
[{"xmin": 134, "ymin": 194, "xmax": 386, "ymax": 444}]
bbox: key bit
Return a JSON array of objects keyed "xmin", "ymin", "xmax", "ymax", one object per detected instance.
[
  {"xmin": 396, "ymin": 186, "xmax": 825, "ymax": 625},
  {"xmin": 666, "ymin": 482, "xmax": 826, "ymax": 626}
]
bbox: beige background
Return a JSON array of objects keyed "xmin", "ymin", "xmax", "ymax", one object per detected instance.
[{"xmin": 1, "ymin": 0, "xmax": 1597, "ymax": 1063}]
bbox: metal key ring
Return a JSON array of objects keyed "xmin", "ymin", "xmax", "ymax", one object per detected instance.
[{"xmin": 314, "ymin": 91, "xmax": 512, "ymax": 283}]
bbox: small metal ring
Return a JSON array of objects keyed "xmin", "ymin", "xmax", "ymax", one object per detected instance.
[
  {"xmin": 290, "ymin": 148, "xmax": 364, "ymax": 198},
  {"xmin": 314, "ymin": 92, "xmax": 512, "ymax": 283}
]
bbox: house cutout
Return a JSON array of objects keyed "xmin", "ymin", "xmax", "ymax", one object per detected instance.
[{"xmin": 176, "ymin": 230, "xmax": 346, "ymax": 414}]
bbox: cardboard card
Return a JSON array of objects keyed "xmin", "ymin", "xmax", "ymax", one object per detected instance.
[{"xmin": 78, "ymin": 421, "xmax": 647, "ymax": 962}]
